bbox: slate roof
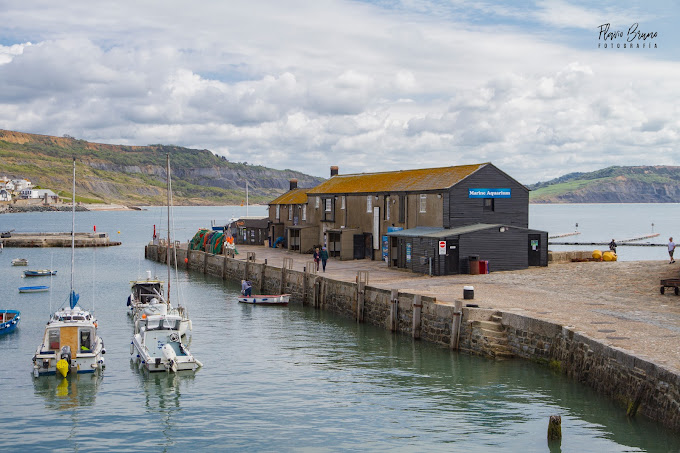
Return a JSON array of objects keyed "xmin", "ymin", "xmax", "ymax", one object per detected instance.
[{"xmin": 306, "ymin": 163, "xmax": 488, "ymax": 195}]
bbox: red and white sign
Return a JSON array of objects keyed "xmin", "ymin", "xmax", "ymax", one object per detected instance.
[{"xmin": 438, "ymin": 240, "xmax": 446, "ymax": 255}]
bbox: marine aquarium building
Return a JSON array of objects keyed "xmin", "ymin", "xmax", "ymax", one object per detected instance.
[{"xmin": 268, "ymin": 163, "xmax": 548, "ymax": 275}]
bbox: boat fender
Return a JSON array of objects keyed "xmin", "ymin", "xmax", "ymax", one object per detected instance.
[{"xmin": 56, "ymin": 359, "xmax": 69, "ymax": 378}]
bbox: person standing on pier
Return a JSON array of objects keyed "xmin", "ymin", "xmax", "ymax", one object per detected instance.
[
  {"xmin": 320, "ymin": 247, "xmax": 329, "ymax": 272},
  {"xmin": 609, "ymin": 239, "xmax": 617, "ymax": 254},
  {"xmin": 313, "ymin": 247, "xmax": 321, "ymax": 271},
  {"xmin": 668, "ymin": 237, "xmax": 676, "ymax": 264}
]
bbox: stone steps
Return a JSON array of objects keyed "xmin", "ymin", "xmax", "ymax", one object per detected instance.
[{"xmin": 470, "ymin": 312, "xmax": 514, "ymax": 359}]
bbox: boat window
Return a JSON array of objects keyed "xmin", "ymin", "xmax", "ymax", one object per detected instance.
[
  {"xmin": 80, "ymin": 330, "xmax": 92, "ymax": 351},
  {"xmin": 48, "ymin": 329, "xmax": 60, "ymax": 350},
  {"xmin": 147, "ymin": 318, "xmax": 161, "ymax": 330},
  {"xmin": 162, "ymin": 319, "xmax": 178, "ymax": 329},
  {"xmin": 73, "ymin": 316, "xmax": 85, "ymax": 321}
]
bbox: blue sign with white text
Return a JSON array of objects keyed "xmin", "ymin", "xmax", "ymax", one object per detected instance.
[{"xmin": 468, "ymin": 188, "xmax": 511, "ymax": 198}]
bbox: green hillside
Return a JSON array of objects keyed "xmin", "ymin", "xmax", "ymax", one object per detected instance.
[
  {"xmin": 529, "ymin": 166, "xmax": 680, "ymax": 203},
  {"xmin": 0, "ymin": 129, "xmax": 323, "ymax": 206}
]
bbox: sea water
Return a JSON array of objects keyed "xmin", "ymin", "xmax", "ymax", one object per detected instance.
[{"xmin": 1, "ymin": 205, "xmax": 679, "ymax": 452}]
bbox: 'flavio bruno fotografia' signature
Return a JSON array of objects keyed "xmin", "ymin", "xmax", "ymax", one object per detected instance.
[{"xmin": 597, "ymin": 23, "xmax": 658, "ymax": 49}]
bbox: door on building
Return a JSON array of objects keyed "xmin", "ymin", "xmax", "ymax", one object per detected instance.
[
  {"xmin": 364, "ymin": 233, "xmax": 373, "ymax": 259},
  {"xmin": 446, "ymin": 240, "xmax": 459, "ymax": 274},
  {"xmin": 353, "ymin": 234, "xmax": 365, "ymax": 260},
  {"xmin": 328, "ymin": 232, "xmax": 341, "ymax": 257},
  {"xmin": 289, "ymin": 229, "xmax": 300, "ymax": 251},
  {"xmin": 528, "ymin": 234, "xmax": 541, "ymax": 266}
]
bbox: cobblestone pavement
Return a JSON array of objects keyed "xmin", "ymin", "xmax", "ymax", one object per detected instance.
[{"xmin": 234, "ymin": 244, "xmax": 680, "ymax": 374}]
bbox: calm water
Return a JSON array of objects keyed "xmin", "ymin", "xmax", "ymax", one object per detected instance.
[{"xmin": 1, "ymin": 205, "xmax": 679, "ymax": 452}]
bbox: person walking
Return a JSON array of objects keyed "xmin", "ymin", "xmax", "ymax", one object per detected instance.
[
  {"xmin": 313, "ymin": 247, "xmax": 321, "ymax": 271},
  {"xmin": 609, "ymin": 239, "xmax": 617, "ymax": 254},
  {"xmin": 320, "ymin": 247, "xmax": 329, "ymax": 272},
  {"xmin": 669, "ymin": 237, "xmax": 676, "ymax": 264}
]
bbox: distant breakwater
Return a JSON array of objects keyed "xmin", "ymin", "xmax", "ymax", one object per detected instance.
[{"xmin": 0, "ymin": 205, "xmax": 88, "ymax": 214}]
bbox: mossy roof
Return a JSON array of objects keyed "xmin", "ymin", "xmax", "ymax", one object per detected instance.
[
  {"xmin": 306, "ymin": 163, "xmax": 489, "ymax": 194},
  {"xmin": 268, "ymin": 188, "xmax": 309, "ymax": 205}
]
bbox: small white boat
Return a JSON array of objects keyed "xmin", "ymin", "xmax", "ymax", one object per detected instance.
[
  {"xmin": 24, "ymin": 269, "xmax": 57, "ymax": 277},
  {"xmin": 238, "ymin": 294, "xmax": 290, "ymax": 305},
  {"xmin": 131, "ymin": 303, "xmax": 201, "ymax": 373},
  {"xmin": 12, "ymin": 258, "xmax": 28, "ymax": 266},
  {"xmin": 19, "ymin": 285, "xmax": 50, "ymax": 293},
  {"xmin": 127, "ymin": 271, "xmax": 164, "ymax": 317},
  {"xmin": 32, "ymin": 303, "xmax": 106, "ymax": 377}
]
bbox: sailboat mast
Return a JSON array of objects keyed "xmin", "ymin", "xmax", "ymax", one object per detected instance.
[
  {"xmin": 246, "ymin": 181, "xmax": 249, "ymax": 217},
  {"xmin": 166, "ymin": 153, "xmax": 171, "ymax": 305},
  {"xmin": 71, "ymin": 157, "xmax": 76, "ymax": 301}
]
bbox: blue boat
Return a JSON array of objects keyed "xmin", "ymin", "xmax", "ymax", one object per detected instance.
[
  {"xmin": 0, "ymin": 310, "xmax": 20, "ymax": 335},
  {"xmin": 19, "ymin": 286, "xmax": 49, "ymax": 293},
  {"xmin": 23, "ymin": 269, "xmax": 57, "ymax": 277}
]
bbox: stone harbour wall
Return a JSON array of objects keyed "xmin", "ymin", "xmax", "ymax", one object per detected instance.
[{"xmin": 146, "ymin": 244, "xmax": 680, "ymax": 432}]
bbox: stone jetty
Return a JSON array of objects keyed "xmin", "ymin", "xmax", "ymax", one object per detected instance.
[{"xmin": 2, "ymin": 232, "xmax": 121, "ymax": 247}]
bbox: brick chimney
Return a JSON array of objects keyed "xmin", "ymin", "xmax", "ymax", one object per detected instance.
[
  {"xmin": 330, "ymin": 166, "xmax": 339, "ymax": 177},
  {"xmin": 289, "ymin": 178, "xmax": 298, "ymax": 190}
]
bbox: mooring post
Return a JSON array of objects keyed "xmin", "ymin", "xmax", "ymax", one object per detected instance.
[
  {"xmin": 357, "ymin": 281, "xmax": 365, "ymax": 322},
  {"xmin": 547, "ymin": 415, "xmax": 562, "ymax": 442},
  {"xmin": 390, "ymin": 289, "xmax": 399, "ymax": 331},
  {"xmin": 412, "ymin": 294, "xmax": 422, "ymax": 339},
  {"xmin": 314, "ymin": 278, "xmax": 320, "ymax": 308},
  {"xmin": 450, "ymin": 300, "xmax": 463, "ymax": 350}
]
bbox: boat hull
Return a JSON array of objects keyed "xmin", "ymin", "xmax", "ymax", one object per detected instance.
[
  {"xmin": 0, "ymin": 310, "xmax": 20, "ymax": 335},
  {"xmin": 24, "ymin": 270, "xmax": 57, "ymax": 277},
  {"xmin": 238, "ymin": 294, "xmax": 290, "ymax": 305},
  {"xmin": 19, "ymin": 286, "xmax": 49, "ymax": 293}
]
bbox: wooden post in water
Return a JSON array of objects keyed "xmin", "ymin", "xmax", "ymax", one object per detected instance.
[
  {"xmin": 390, "ymin": 289, "xmax": 399, "ymax": 331},
  {"xmin": 547, "ymin": 415, "xmax": 562, "ymax": 441},
  {"xmin": 412, "ymin": 294, "xmax": 422, "ymax": 339},
  {"xmin": 357, "ymin": 281, "xmax": 365, "ymax": 322},
  {"xmin": 450, "ymin": 300, "xmax": 463, "ymax": 350},
  {"xmin": 313, "ymin": 278, "xmax": 320, "ymax": 308}
]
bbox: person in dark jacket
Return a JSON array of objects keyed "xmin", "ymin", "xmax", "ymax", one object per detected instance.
[
  {"xmin": 313, "ymin": 247, "xmax": 320, "ymax": 271},
  {"xmin": 320, "ymin": 247, "xmax": 329, "ymax": 272}
]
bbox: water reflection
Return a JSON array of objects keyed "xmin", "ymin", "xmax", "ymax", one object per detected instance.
[
  {"xmin": 32, "ymin": 373, "xmax": 103, "ymax": 411},
  {"xmin": 130, "ymin": 359, "xmax": 197, "ymax": 450}
]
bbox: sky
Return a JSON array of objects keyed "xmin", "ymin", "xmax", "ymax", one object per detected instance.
[{"xmin": 0, "ymin": 0, "xmax": 678, "ymax": 184}]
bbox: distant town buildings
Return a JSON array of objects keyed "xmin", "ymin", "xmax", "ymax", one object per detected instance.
[{"xmin": 0, "ymin": 176, "xmax": 59, "ymax": 204}]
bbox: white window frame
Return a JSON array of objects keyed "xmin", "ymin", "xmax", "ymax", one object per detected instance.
[
  {"xmin": 288, "ymin": 205, "xmax": 293, "ymax": 220},
  {"xmin": 341, "ymin": 196, "xmax": 346, "ymax": 210},
  {"xmin": 419, "ymin": 194, "xmax": 427, "ymax": 213},
  {"xmin": 275, "ymin": 204, "xmax": 280, "ymax": 220},
  {"xmin": 367, "ymin": 195, "xmax": 372, "ymax": 213},
  {"xmin": 325, "ymin": 198, "xmax": 332, "ymax": 212},
  {"xmin": 302, "ymin": 204, "xmax": 307, "ymax": 221},
  {"xmin": 315, "ymin": 196, "xmax": 320, "ymax": 209},
  {"xmin": 386, "ymin": 196, "xmax": 390, "ymax": 221}
]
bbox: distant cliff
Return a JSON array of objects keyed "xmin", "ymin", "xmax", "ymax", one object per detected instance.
[
  {"xmin": 0, "ymin": 129, "xmax": 324, "ymax": 206},
  {"xmin": 529, "ymin": 166, "xmax": 680, "ymax": 203}
]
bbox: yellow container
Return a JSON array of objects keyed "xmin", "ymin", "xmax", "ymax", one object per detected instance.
[
  {"xmin": 592, "ymin": 250, "xmax": 602, "ymax": 260},
  {"xmin": 603, "ymin": 251, "xmax": 617, "ymax": 261}
]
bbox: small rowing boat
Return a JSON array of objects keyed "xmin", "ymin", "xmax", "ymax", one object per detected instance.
[
  {"xmin": 238, "ymin": 294, "xmax": 290, "ymax": 305},
  {"xmin": 1, "ymin": 310, "xmax": 20, "ymax": 335},
  {"xmin": 12, "ymin": 258, "xmax": 28, "ymax": 266},
  {"xmin": 24, "ymin": 269, "xmax": 57, "ymax": 277},
  {"xmin": 19, "ymin": 286, "xmax": 50, "ymax": 293}
]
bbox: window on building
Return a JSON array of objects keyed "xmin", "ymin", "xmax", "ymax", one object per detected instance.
[
  {"xmin": 367, "ymin": 195, "xmax": 372, "ymax": 212},
  {"xmin": 341, "ymin": 196, "xmax": 346, "ymax": 210},
  {"xmin": 483, "ymin": 198, "xmax": 495, "ymax": 212},
  {"xmin": 325, "ymin": 198, "xmax": 332, "ymax": 212},
  {"xmin": 275, "ymin": 204, "xmax": 280, "ymax": 220},
  {"xmin": 302, "ymin": 205, "xmax": 307, "ymax": 221},
  {"xmin": 315, "ymin": 197, "xmax": 320, "ymax": 209},
  {"xmin": 419, "ymin": 194, "xmax": 427, "ymax": 213},
  {"xmin": 385, "ymin": 196, "xmax": 390, "ymax": 221},
  {"xmin": 288, "ymin": 205, "xmax": 293, "ymax": 220}
]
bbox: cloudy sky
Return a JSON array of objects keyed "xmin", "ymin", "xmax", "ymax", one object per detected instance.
[{"xmin": 1, "ymin": 0, "xmax": 678, "ymax": 184}]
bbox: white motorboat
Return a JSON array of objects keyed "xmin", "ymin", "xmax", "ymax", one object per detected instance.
[
  {"xmin": 127, "ymin": 271, "xmax": 191, "ymax": 337},
  {"xmin": 12, "ymin": 258, "xmax": 28, "ymax": 266},
  {"xmin": 32, "ymin": 303, "xmax": 106, "ymax": 377},
  {"xmin": 32, "ymin": 158, "xmax": 105, "ymax": 378},
  {"xmin": 131, "ymin": 303, "xmax": 201, "ymax": 373}
]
